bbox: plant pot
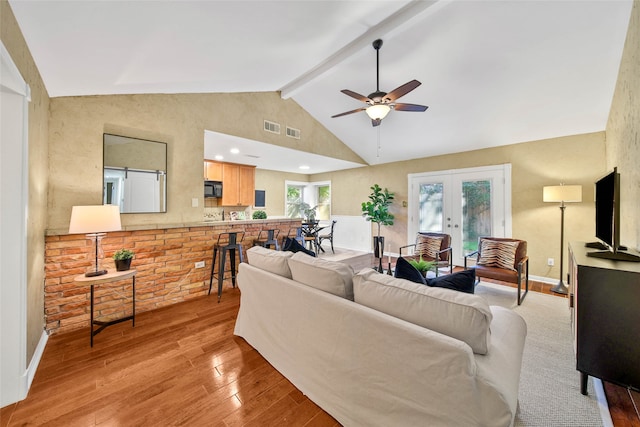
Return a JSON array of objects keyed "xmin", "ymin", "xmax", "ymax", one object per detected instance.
[
  {"xmin": 373, "ymin": 236, "xmax": 385, "ymax": 272},
  {"xmin": 115, "ymin": 258, "xmax": 132, "ymax": 271},
  {"xmin": 373, "ymin": 236, "xmax": 385, "ymax": 258}
]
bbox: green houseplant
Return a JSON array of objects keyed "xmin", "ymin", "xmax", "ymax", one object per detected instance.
[
  {"xmin": 252, "ymin": 210, "xmax": 267, "ymax": 219},
  {"xmin": 113, "ymin": 248, "xmax": 134, "ymax": 271},
  {"xmin": 408, "ymin": 256, "xmax": 436, "ymax": 277},
  {"xmin": 361, "ymin": 184, "xmax": 395, "ymax": 271}
]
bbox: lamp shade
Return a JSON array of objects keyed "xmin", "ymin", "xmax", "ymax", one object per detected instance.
[
  {"xmin": 69, "ymin": 205, "xmax": 122, "ymax": 234},
  {"xmin": 543, "ymin": 185, "xmax": 582, "ymax": 203},
  {"xmin": 366, "ymin": 104, "xmax": 391, "ymax": 120}
]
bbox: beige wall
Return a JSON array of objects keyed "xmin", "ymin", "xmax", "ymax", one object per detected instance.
[
  {"xmin": 254, "ymin": 169, "xmax": 309, "ymax": 217},
  {"xmin": 606, "ymin": 0, "xmax": 640, "ymax": 251},
  {"xmin": 1, "ymin": 0, "xmax": 50, "ymax": 362},
  {"xmin": 308, "ymin": 132, "xmax": 606, "ymax": 278},
  {"xmin": 47, "ymin": 93, "xmax": 363, "ymax": 232}
]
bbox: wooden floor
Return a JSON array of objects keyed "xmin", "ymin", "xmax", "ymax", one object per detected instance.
[{"xmin": 2, "ymin": 255, "xmax": 639, "ymax": 426}]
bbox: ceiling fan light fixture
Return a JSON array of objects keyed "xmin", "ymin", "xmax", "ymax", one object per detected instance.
[{"xmin": 366, "ymin": 104, "xmax": 391, "ymax": 120}]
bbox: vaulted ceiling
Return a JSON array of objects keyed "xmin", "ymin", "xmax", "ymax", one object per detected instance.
[{"xmin": 9, "ymin": 0, "xmax": 633, "ymax": 171}]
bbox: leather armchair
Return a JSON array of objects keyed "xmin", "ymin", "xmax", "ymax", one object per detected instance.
[
  {"xmin": 464, "ymin": 237, "xmax": 529, "ymax": 305},
  {"xmin": 399, "ymin": 232, "xmax": 453, "ymax": 277}
]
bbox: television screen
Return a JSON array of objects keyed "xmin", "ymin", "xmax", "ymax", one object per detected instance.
[
  {"xmin": 594, "ymin": 169, "xmax": 616, "ymax": 249},
  {"xmin": 589, "ymin": 168, "xmax": 640, "ymax": 262}
]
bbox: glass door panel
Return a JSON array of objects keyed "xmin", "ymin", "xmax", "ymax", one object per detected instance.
[
  {"xmin": 419, "ymin": 183, "xmax": 444, "ymax": 232},
  {"xmin": 461, "ymin": 180, "xmax": 492, "ymax": 253},
  {"xmin": 409, "ymin": 165, "xmax": 510, "ymax": 267}
]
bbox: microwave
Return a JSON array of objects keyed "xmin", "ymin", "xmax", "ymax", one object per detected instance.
[{"xmin": 204, "ymin": 180, "xmax": 223, "ymax": 198}]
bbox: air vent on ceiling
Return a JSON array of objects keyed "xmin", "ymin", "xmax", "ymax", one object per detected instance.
[
  {"xmin": 286, "ymin": 126, "xmax": 301, "ymax": 139},
  {"xmin": 264, "ymin": 120, "xmax": 280, "ymax": 134}
]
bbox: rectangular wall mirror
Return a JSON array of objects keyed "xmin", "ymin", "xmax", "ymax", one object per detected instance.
[{"xmin": 103, "ymin": 133, "xmax": 167, "ymax": 213}]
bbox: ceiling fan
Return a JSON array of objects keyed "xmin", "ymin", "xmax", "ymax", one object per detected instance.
[{"xmin": 332, "ymin": 39, "xmax": 428, "ymax": 127}]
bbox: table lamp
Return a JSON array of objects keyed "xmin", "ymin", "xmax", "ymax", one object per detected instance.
[
  {"xmin": 69, "ymin": 205, "xmax": 122, "ymax": 277},
  {"xmin": 543, "ymin": 184, "xmax": 582, "ymax": 294}
]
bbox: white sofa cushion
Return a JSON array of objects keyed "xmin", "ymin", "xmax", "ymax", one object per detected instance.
[
  {"xmin": 287, "ymin": 252, "xmax": 355, "ymax": 300},
  {"xmin": 353, "ymin": 268, "xmax": 493, "ymax": 354},
  {"xmin": 246, "ymin": 246, "xmax": 294, "ymax": 279}
]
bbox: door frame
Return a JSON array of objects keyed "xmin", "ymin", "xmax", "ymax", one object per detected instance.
[
  {"xmin": 1, "ymin": 41, "xmax": 31, "ymax": 406},
  {"xmin": 407, "ymin": 164, "xmax": 512, "ymax": 266}
]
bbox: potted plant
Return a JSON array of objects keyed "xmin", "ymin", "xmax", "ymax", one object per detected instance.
[
  {"xmin": 252, "ymin": 210, "xmax": 267, "ymax": 219},
  {"xmin": 408, "ymin": 256, "xmax": 436, "ymax": 277},
  {"xmin": 361, "ymin": 184, "xmax": 395, "ymax": 271},
  {"xmin": 303, "ymin": 205, "xmax": 318, "ymax": 223},
  {"xmin": 113, "ymin": 248, "xmax": 134, "ymax": 271}
]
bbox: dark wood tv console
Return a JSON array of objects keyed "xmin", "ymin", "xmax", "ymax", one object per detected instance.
[{"xmin": 569, "ymin": 242, "xmax": 640, "ymax": 395}]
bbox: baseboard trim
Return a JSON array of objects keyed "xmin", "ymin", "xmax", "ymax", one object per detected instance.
[
  {"xmin": 27, "ymin": 330, "xmax": 48, "ymax": 390},
  {"xmin": 528, "ymin": 274, "xmax": 558, "ymax": 285},
  {"xmin": 593, "ymin": 377, "xmax": 614, "ymax": 427}
]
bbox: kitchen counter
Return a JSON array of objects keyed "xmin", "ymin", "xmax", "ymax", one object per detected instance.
[{"xmin": 46, "ymin": 218, "xmax": 301, "ymax": 236}]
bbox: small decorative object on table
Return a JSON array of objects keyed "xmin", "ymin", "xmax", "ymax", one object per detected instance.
[
  {"xmin": 252, "ymin": 210, "xmax": 267, "ymax": 219},
  {"xmin": 408, "ymin": 255, "xmax": 436, "ymax": 277},
  {"xmin": 113, "ymin": 248, "xmax": 134, "ymax": 271}
]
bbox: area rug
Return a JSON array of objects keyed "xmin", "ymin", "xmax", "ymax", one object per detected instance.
[{"xmin": 476, "ymin": 282, "xmax": 611, "ymax": 427}]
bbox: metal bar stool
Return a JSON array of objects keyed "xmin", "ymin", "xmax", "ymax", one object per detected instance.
[
  {"xmin": 209, "ymin": 231, "xmax": 245, "ymax": 302},
  {"xmin": 253, "ymin": 229, "xmax": 280, "ymax": 250}
]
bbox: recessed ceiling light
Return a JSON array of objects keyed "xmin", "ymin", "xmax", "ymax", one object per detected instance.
[
  {"xmin": 230, "ymin": 148, "xmax": 240, "ymax": 154},
  {"xmin": 215, "ymin": 155, "xmax": 224, "ymax": 161},
  {"xmin": 299, "ymin": 165, "xmax": 310, "ymax": 170}
]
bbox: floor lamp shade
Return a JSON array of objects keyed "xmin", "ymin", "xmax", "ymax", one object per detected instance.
[
  {"xmin": 543, "ymin": 185, "xmax": 582, "ymax": 294},
  {"xmin": 69, "ymin": 205, "xmax": 122, "ymax": 276},
  {"xmin": 543, "ymin": 185, "xmax": 582, "ymax": 203}
]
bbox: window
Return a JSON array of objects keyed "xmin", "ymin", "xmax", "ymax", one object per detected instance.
[
  {"xmin": 286, "ymin": 184, "xmax": 306, "ymax": 218},
  {"xmin": 285, "ymin": 181, "xmax": 331, "ymax": 220}
]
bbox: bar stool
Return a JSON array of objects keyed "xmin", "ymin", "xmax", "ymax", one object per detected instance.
[
  {"xmin": 209, "ymin": 231, "xmax": 245, "ymax": 302},
  {"xmin": 253, "ymin": 229, "xmax": 280, "ymax": 250}
]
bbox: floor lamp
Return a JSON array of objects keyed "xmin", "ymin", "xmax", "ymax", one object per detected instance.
[
  {"xmin": 543, "ymin": 185, "xmax": 582, "ymax": 294},
  {"xmin": 69, "ymin": 205, "xmax": 122, "ymax": 277}
]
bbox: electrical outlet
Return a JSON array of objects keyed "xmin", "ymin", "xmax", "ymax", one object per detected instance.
[
  {"xmin": 195, "ymin": 261, "xmax": 205, "ymax": 269},
  {"xmin": 547, "ymin": 258, "xmax": 554, "ymax": 266}
]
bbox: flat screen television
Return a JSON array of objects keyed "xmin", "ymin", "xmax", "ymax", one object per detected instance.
[{"xmin": 587, "ymin": 167, "xmax": 640, "ymax": 262}]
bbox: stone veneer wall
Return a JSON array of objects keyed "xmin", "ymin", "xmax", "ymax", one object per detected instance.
[{"xmin": 44, "ymin": 220, "xmax": 298, "ymax": 334}]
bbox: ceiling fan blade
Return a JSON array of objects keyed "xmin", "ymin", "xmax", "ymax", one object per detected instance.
[
  {"xmin": 385, "ymin": 80, "xmax": 422, "ymax": 102},
  {"xmin": 331, "ymin": 107, "xmax": 366, "ymax": 118},
  {"xmin": 372, "ymin": 118, "xmax": 382, "ymax": 127},
  {"xmin": 394, "ymin": 103, "xmax": 428, "ymax": 112},
  {"xmin": 341, "ymin": 89, "xmax": 372, "ymax": 103}
]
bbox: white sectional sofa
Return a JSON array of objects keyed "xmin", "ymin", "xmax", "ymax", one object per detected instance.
[{"xmin": 234, "ymin": 247, "xmax": 527, "ymax": 427}]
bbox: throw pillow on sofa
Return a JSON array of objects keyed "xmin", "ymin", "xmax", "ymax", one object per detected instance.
[
  {"xmin": 246, "ymin": 246, "xmax": 294, "ymax": 279},
  {"xmin": 288, "ymin": 252, "xmax": 355, "ymax": 300},
  {"xmin": 427, "ymin": 269, "xmax": 476, "ymax": 294},
  {"xmin": 282, "ymin": 237, "xmax": 316, "ymax": 257},
  {"xmin": 395, "ymin": 257, "xmax": 476, "ymax": 294},
  {"xmin": 394, "ymin": 257, "xmax": 427, "ymax": 285},
  {"xmin": 353, "ymin": 268, "xmax": 493, "ymax": 354}
]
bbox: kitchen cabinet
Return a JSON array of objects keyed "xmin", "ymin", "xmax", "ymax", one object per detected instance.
[
  {"xmin": 221, "ymin": 163, "xmax": 255, "ymax": 206},
  {"xmin": 204, "ymin": 160, "xmax": 223, "ymax": 181},
  {"xmin": 569, "ymin": 242, "xmax": 640, "ymax": 395}
]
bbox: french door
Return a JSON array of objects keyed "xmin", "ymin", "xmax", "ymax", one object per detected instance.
[{"xmin": 408, "ymin": 164, "xmax": 512, "ymax": 267}]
